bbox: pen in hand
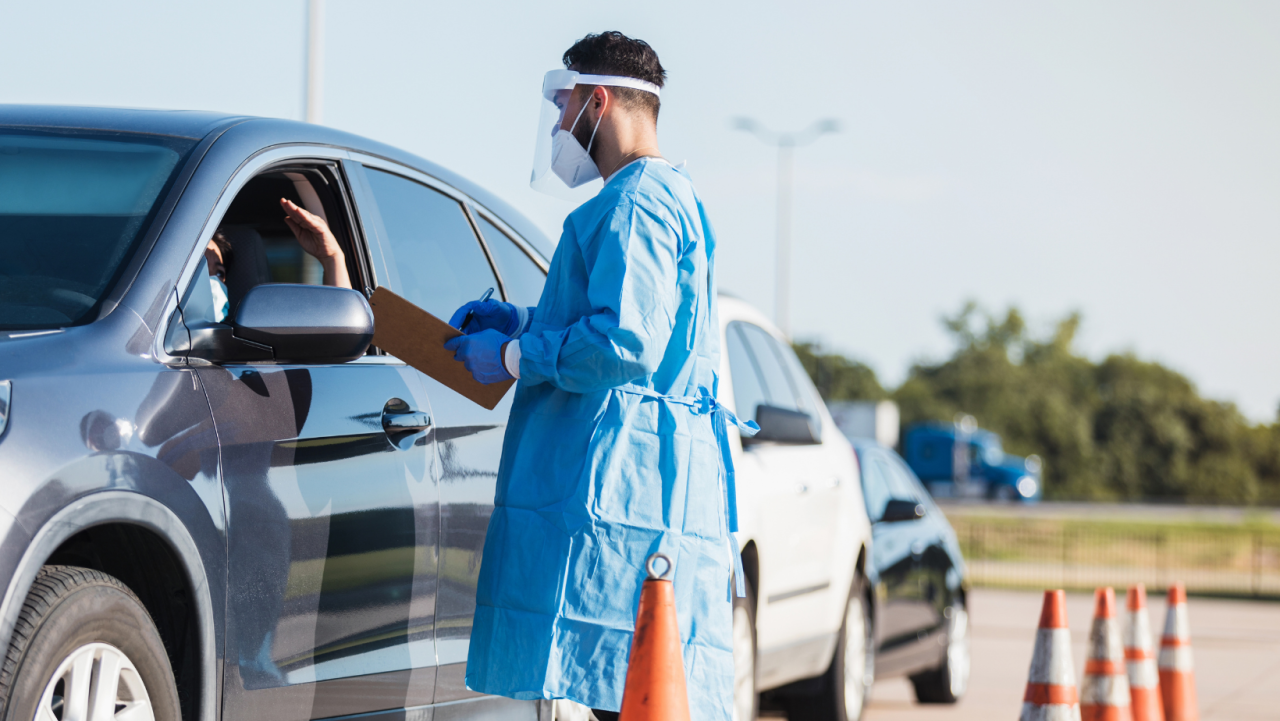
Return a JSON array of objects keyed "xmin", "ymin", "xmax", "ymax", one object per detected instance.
[{"xmin": 461, "ymin": 287, "xmax": 495, "ymax": 332}]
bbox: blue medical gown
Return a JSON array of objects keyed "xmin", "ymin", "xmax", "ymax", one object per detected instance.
[{"xmin": 465, "ymin": 159, "xmax": 735, "ymax": 719}]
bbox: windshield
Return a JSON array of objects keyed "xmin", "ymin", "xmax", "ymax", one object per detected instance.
[
  {"xmin": 0, "ymin": 130, "xmax": 196, "ymax": 330},
  {"xmin": 973, "ymin": 437, "xmax": 1005, "ymax": 466}
]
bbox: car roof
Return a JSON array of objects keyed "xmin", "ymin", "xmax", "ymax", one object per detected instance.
[
  {"xmin": 717, "ymin": 295, "xmax": 783, "ymax": 336},
  {"xmin": 0, "ymin": 104, "xmax": 555, "ymax": 259},
  {"xmin": 0, "ymin": 104, "xmax": 246, "ymax": 140},
  {"xmin": 849, "ymin": 437, "xmax": 888, "ymax": 455},
  {"xmin": 850, "ymin": 438, "xmax": 916, "ymax": 468}
]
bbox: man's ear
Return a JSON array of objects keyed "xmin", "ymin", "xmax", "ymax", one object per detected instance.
[{"xmin": 592, "ymin": 86, "xmax": 610, "ymax": 116}]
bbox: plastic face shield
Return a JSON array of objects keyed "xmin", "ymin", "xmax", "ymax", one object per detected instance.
[{"xmin": 531, "ymin": 69, "xmax": 662, "ymax": 198}]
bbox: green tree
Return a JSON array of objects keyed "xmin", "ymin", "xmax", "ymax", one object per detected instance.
[
  {"xmin": 877, "ymin": 301, "xmax": 1280, "ymax": 504},
  {"xmin": 792, "ymin": 341, "xmax": 887, "ymax": 401}
]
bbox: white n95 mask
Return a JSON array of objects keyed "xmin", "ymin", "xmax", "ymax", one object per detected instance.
[
  {"xmin": 531, "ymin": 68, "xmax": 662, "ymax": 198},
  {"xmin": 550, "ymin": 102, "xmax": 602, "ymax": 188}
]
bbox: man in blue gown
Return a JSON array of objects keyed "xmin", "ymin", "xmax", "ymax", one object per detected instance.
[{"xmin": 445, "ymin": 31, "xmax": 752, "ymax": 721}]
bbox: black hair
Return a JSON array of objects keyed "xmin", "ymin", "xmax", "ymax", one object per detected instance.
[
  {"xmin": 211, "ymin": 230, "xmax": 233, "ymax": 260},
  {"xmin": 563, "ymin": 31, "xmax": 666, "ymax": 121}
]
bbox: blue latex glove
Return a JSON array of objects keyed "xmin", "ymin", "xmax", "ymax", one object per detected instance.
[
  {"xmin": 444, "ymin": 329, "xmax": 513, "ymax": 384},
  {"xmin": 448, "ymin": 299, "xmax": 520, "ymax": 335}
]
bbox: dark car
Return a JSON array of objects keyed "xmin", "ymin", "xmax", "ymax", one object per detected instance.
[
  {"xmin": 852, "ymin": 439, "xmax": 971, "ymax": 705},
  {"xmin": 0, "ymin": 106, "xmax": 553, "ymax": 721}
]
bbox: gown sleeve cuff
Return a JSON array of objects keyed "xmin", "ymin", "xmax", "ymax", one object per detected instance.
[
  {"xmin": 504, "ymin": 340, "xmax": 523, "ymax": 379},
  {"xmin": 510, "ymin": 305, "xmax": 535, "ymax": 338}
]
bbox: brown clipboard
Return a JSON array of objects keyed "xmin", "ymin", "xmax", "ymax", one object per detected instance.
[{"xmin": 368, "ymin": 287, "xmax": 515, "ymax": 410}]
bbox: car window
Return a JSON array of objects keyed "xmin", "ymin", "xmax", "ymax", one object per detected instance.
[
  {"xmin": 880, "ymin": 455, "xmax": 922, "ymax": 502},
  {"xmin": 164, "ymin": 256, "xmax": 221, "ymax": 354},
  {"xmin": 364, "ymin": 168, "xmax": 498, "ymax": 319},
  {"xmin": 888, "ymin": 453, "xmax": 932, "ymax": 504},
  {"xmin": 860, "ymin": 450, "xmax": 894, "ymax": 521},
  {"xmin": 735, "ymin": 322, "xmax": 825, "ymax": 434},
  {"xmin": 768, "ymin": 332, "xmax": 824, "ymax": 435},
  {"xmin": 473, "ymin": 212, "xmax": 546, "ymax": 307},
  {"xmin": 725, "ymin": 323, "xmax": 769, "ymax": 423},
  {"xmin": 0, "ymin": 130, "xmax": 196, "ymax": 330},
  {"xmin": 735, "ymin": 323, "xmax": 799, "ymax": 412},
  {"xmin": 211, "ymin": 168, "xmax": 365, "ymax": 320}
]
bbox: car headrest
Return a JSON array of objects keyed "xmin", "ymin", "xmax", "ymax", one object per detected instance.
[{"xmin": 217, "ymin": 225, "xmax": 270, "ymax": 319}]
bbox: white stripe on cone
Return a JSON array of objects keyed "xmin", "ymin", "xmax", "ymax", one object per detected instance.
[
  {"xmin": 1123, "ymin": 608, "xmax": 1159, "ymax": 689},
  {"xmin": 1029, "ymin": 628, "xmax": 1076, "ymax": 684},
  {"xmin": 1127, "ymin": 658, "xmax": 1159, "ymax": 689},
  {"xmin": 1158, "ymin": 645, "xmax": 1194, "ymax": 672},
  {"xmin": 1163, "ymin": 601, "xmax": 1191, "ymax": 641},
  {"xmin": 1159, "ymin": 587, "xmax": 1199, "ymax": 721},
  {"xmin": 1123, "ymin": 608, "xmax": 1154, "ymax": 657},
  {"xmin": 1160, "ymin": 599, "xmax": 1194, "ymax": 672},
  {"xmin": 1081, "ymin": 592, "xmax": 1132, "ymax": 715},
  {"xmin": 1081, "ymin": 675, "xmax": 1132, "ymax": 706},
  {"xmin": 1021, "ymin": 704, "xmax": 1083, "ymax": 721}
]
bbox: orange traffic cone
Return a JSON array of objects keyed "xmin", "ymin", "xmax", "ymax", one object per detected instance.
[
  {"xmin": 1158, "ymin": 584, "xmax": 1198, "ymax": 721},
  {"xmin": 1021, "ymin": 589, "xmax": 1081, "ymax": 721},
  {"xmin": 618, "ymin": 554, "xmax": 690, "ymax": 721},
  {"xmin": 1081, "ymin": 587, "xmax": 1132, "ymax": 721},
  {"xmin": 1123, "ymin": 585, "xmax": 1164, "ymax": 721}
]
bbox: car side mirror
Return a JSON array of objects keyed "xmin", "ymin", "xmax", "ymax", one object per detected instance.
[
  {"xmin": 747, "ymin": 404, "xmax": 820, "ymax": 445},
  {"xmin": 174, "ymin": 284, "xmax": 373, "ymax": 364},
  {"xmin": 879, "ymin": 498, "xmax": 926, "ymax": 523}
]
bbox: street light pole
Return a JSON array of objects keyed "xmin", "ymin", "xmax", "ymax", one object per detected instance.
[
  {"xmin": 304, "ymin": 0, "xmax": 324, "ymax": 124},
  {"xmin": 775, "ymin": 139, "xmax": 794, "ymax": 340},
  {"xmin": 733, "ymin": 118, "xmax": 838, "ymax": 339}
]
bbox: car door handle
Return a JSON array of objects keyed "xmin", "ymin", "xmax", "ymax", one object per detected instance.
[{"xmin": 383, "ymin": 410, "xmax": 432, "ymax": 432}]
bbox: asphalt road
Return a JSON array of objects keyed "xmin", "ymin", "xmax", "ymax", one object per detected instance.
[{"xmin": 763, "ymin": 588, "xmax": 1280, "ymax": 721}]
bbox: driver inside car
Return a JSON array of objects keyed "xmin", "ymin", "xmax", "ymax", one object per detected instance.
[{"xmin": 204, "ymin": 197, "xmax": 352, "ymax": 321}]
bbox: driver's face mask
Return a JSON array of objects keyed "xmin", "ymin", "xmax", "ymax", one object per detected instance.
[{"xmin": 209, "ymin": 276, "xmax": 230, "ymax": 323}]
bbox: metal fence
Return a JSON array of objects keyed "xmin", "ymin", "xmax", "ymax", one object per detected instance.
[{"xmin": 950, "ymin": 516, "xmax": 1280, "ymax": 598}]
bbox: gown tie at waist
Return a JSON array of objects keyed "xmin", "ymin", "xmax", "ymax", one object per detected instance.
[{"xmin": 615, "ymin": 384, "xmax": 760, "ymax": 598}]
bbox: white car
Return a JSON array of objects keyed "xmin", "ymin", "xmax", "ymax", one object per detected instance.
[{"xmin": 718, "ymin": 296, "xmax": 874, "ymax": 721}]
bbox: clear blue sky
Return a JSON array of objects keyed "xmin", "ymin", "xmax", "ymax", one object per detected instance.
[{"xmin": 6, "ymin": 1, "xmax": 1279, "ymax": 421}]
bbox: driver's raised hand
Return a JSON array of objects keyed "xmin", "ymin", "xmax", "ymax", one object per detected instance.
[{"xmin": 280, "ymin": 198, "xmax": 351, "ymax": 288}]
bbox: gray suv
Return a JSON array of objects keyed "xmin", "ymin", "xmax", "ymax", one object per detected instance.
[{"xmin": 0, "ymin": 106, "xmax": 552, "ymax": 721}]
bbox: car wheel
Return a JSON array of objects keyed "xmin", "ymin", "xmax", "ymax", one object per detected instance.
[
  {"xmin": 781, "ymin": 577, "xmax": 874, "ymax": 721},
  {"xmin": 910, "ymin": 598, "xmax": 970, "ymax": 704},
  {"xmin": 732, "ymin": 581, "xmax": 758, "ymax": 721},
  {"xmin": 0, "ymin": 566, "xmax": 180, "ymax": 721}
]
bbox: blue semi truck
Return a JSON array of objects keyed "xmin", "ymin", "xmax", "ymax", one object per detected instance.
[{"xmin": 902, "ymin": 421, "xmax": 1042, "ymax": 501}]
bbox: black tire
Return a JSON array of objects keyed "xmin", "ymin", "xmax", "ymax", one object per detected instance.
[
  {"xmin": 732, "ymin": 580, "xmax": 758, "ymax": 721},
  {"xmin": 780, "ymin": 576, "xmax": 874, "ymax": 721},
  {"xmin": 909, "ymin": 597, "xmax": 970, "ymax": 704},
  {"xmin": 0, "ymin": 565, "xmax": 181, "ymax": 721}
]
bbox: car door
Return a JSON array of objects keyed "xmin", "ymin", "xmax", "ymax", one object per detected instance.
[
  {"xmin": 864, "ymin": 448, "xmax": 934, "ymax": 674},
  {"xmin": 186, "ymin": 160, "xmax": 440, "ymax": 720},
  {"xmin": 354, "ymin": 162, "xmax": 543, "ymax": 706},
  {"xmin": 726, "ymin": 322, "xmax": 836, "ymax": 656},
  {"xmin": 887, "ymin": 452, "xmax": 955, "ymax": 649}
]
